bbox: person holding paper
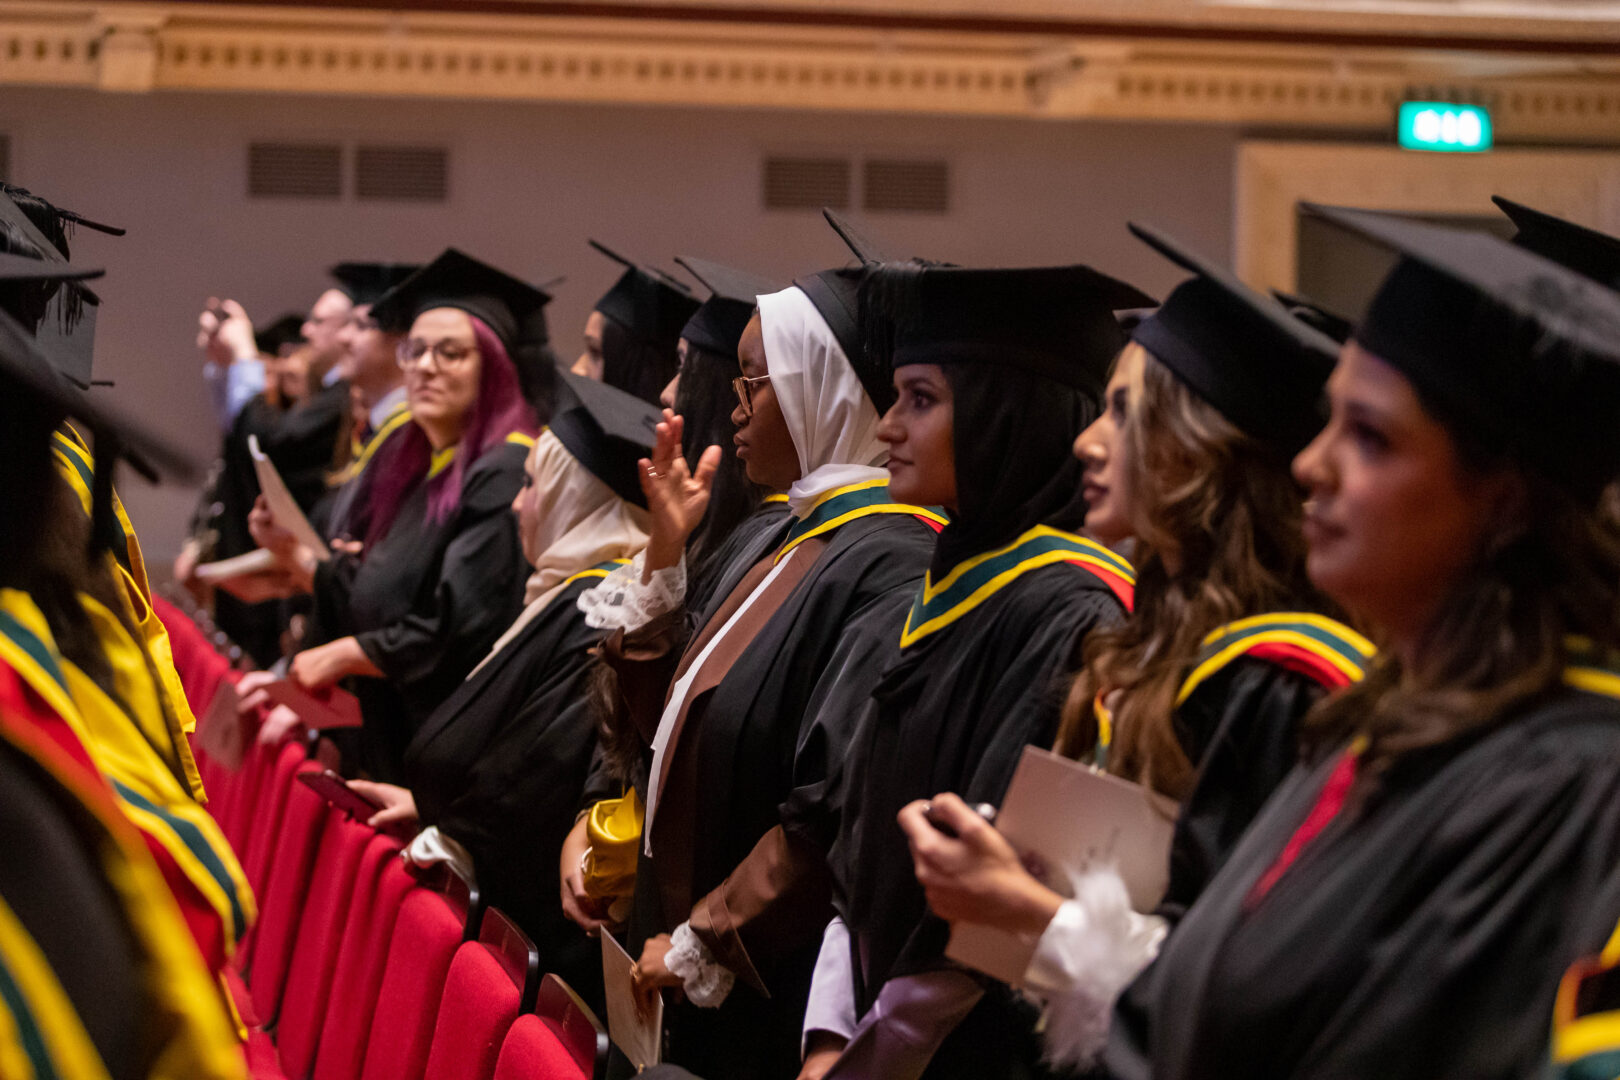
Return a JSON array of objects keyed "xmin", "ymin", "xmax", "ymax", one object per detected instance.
[
  {"xmin": 914, "ymin": 211, "xmax": 1620, "ymax": 1079},
  {"xmin": 254, "ymin": 249, "xmax": 546, "ymax": 782},
  {"xmin": 892, "ymin": 225, "xmax": 1367, "ymax": 1072},
  {"xmin": 802, "ymin": 260, "xmax": 1149, "ymax": 1080},
  {"xmin": 592, "ymin": 213, "xmax": 942, "ymax": 1080},
  {"xmin": 345, "ymin": 375, "xmax": 654, "ymax": 999}
]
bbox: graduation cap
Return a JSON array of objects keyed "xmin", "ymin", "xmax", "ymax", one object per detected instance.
[
  {"xmin": 1305, "ymin": 203, "xmax": 1620, "ymax": 501},
  {"xmin": 1492, "ymin": 196, "xmax": 1620, "ymax": 292},
  {"xmin": 254, "ymin": 313, "xmax": 306, "ymax": 358},
  {"xmin": 793, "ymin": 208, "xmax": 920, "ymax": 414},
  {"xmin": 1127, "ymin": 223, "xmax": 1339, "ymax": 456},
  {"xmin": 371, "ymin": 248, "xmax": 555, "ymax": 351},
  {"xmin": 547, "ymin": 368, "xmax": 661, "ymax": 508},
  {"xmin": 865, "ymin": 261, "xmax": 1154, "ymax": 401},
  {"xmin": 674, "ymin": 255, "xmax": 783, "ymax": 361},
  {"xmin": 0, "ymin": 190, "xmax": 108, "ymax": 388},
  {"xmin": 1271, "ymin": 289, "xmax": 1354, "ymax": 345},
  {"xmin": 0, "ymin": 304, "xmax": 197, "ymax": 566},
  {"xmin": 589, "ymin": 240, "xmax": 701, "ymax": 355},
  {"xmin": 330, "ymin": 262, "xmax": 423, "ymax": 307}
]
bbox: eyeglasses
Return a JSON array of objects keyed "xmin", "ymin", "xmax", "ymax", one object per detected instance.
[
  {"xmin": 397, "ymin": 338, "xmax": 477, "ymax": 372},
  {"xmin": 732, "ymin": 374, "xmax": 771, "ymax": 415}
]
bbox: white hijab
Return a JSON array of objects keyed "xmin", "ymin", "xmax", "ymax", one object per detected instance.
[
  {"xmin": 756, "ymin": 285, "xmax": 889, "ymax": 516},
  {"xmin": 478, "ymin": 430, "xmax": 650, "ymax": 666}
]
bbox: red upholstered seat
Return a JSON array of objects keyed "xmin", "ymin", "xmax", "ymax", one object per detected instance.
[
  {"xmin": 533, "ymin": 974, "xmax": 609, "ymax": 1080},
  {"xmin": 241, "ymin": 740, "xmax": 308, "ymax": 905},
  {"xmin": 492, "ymin": 1014, "xmax": 588, "ymax": 1080},
  {"xmin": 358, "ymin": 888, "xmax": 465, "ymax": 1080},
  {"xmin": 312, "ymin": 858, "xmax": 417, "ymax": 1080},
  {"xmin": 273, "ymin": 817, "xmax": 387, "ymax": 1080},
  {"xmin": 247, "ymin": 762, "xmax": 327, "ymax": 1023},
  {"xmin": 422, "ymin": 941, "xmax": 523, "ymax": 1080}
]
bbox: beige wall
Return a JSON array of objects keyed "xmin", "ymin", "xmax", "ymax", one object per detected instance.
[{"xmin": 0, "ymin": 85, "xmax": 1241, "ymax": 564}]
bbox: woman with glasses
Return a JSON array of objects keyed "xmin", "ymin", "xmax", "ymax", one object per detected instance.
[
  {"xmin": 253, "ymin": 249, "xmax": 546, "ymax": 782},
  {"xmin": 583, "ymin": 214, "xmax": 942, "ymax": 1080}
]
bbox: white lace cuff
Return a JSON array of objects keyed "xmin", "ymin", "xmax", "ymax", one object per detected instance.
[
  {"xmin": 1023, "ymin": 867, "xmax": 1167, "ymax": 1070},
  {"xmin": 577, "ymin": 551, "xmax": 686, "ymax": 632},
  {"xmin": 666, "ymin": 922, "xmax": 734, "ymax": 1009}
]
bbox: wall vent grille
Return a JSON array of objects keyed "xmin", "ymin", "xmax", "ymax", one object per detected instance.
[
  {"xmin": 247, "ymin": 142, "xmax": 342, "ymax": 199},
  {"xmin": 863, "ymin": 158, "xmax": 950, "ymax": 214},
  {"xmin": 355, "ymin": 145, "xmax": 449, "ymax": 202},
  {"xmin": 763, "ymin": 156, "xmax": 851, "ymax": 210}
]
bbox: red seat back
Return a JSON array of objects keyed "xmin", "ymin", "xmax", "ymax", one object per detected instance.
[
  {"xmin": 312, "ymin": 857, "xmax": 415, "ymax": 1080},
  {"xmin": 534, "ymin": 974, "xmax": 609, "ymax": 1080},
  {"xmin": 247, "ymin": 762, "xmax": 326, "ymax": 1023},
  {"xmin": 242, "ymin": 740, "xmax": 308, "ymax": 901},
  {"xmin": 274, "ymin": 815, "xmax": 383, "ymax": 1079},
  {"xmin": 422, "ymin": 941, "xmax": 523, "ymax": 1080},
  {"xmin": 491, "ymin": 1014, "xmax": 587, "ymax": 1080},
  {"xmin": 358, "ymin": 888, "xmax": 464, "ymax": 1080}
]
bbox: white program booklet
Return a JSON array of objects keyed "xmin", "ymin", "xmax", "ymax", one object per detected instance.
[
  {"xmin": 602, "ymin": 931, "xmax": 662, "ymax": 1070},
  {"xmin": 247, "ymin": 435, "xmax": 329, "ymax": 561},
  {"xmin": 945, "ymin": 746, "xmax": 1179, "ymax": 987}
]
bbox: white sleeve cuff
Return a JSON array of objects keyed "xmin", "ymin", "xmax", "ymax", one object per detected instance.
[
  {"xmin": 665, "ymin": 921, "xmax": 734, "ymax": 1009},
  {"xmin": 802, "ymin": 917, "xmax": 859, "ymax": 1057},
  {"xmin": 1022, "ymin": 868, "xmax": 1167, "ymax": 1070},
  {"xmin": 577, "ymin": 550, "xmax": 687, "ymax": 632}
]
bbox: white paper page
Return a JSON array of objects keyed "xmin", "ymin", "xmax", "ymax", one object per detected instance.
[
  {"xmin": 601, "ymin": 931, "xmax": 662, "ymax": 1069},
  {"xmin": 945, "ymin": 746, "xmax": 1178, "ymax": 987},
  {"xmin": 194, "ymin": 547, "xmax": 279, "ymax": 582},
  {"xmin": 247, "ymin": 435, "xmax": 329, "ymax": 561}
]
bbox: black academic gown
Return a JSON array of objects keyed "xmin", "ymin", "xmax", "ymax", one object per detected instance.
[
  {"xmin": 404, "ymin": 572, "xmax": 607, "ymax": 999},
  {"xmin": 648, "ymin": 511, "xmax": 938, "ymax": 1080},
  {"xmin": 833, "ymin": 563, "xmax": 1126, "ymax": 1080},
  {"xmin": 312, "ymin": 439, "xmax": 527, "ymax": 782},
  {"xmin": 1161, "ymin": 658, "xmax": 1334, "ymax": 918},
  {"xmin": 682, "ymin": 498, "xmax": 792, "ymax": 632},
  {"xmin": 210, "ymin": 381, "xmax": 349, "ymax": 665},
  {"xmin": 1104, "ymin": 684, "xmax": 1620, "ymax": 1080}
]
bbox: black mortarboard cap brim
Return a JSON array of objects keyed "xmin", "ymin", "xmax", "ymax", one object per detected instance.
[
  {"xmin": 1307, "ymin": 202, "xmax": 1620, "ymax": 499},
  {"xmin": 872, "ymin": 261, "xmax": 1154, "ymax": 400},
  {"xmin": 547, "ymin": 369, "xmax": 661, "ymax": 508},
  {"xmin": 1271, "ymin": 289, "xmax": 1354, "ymax": 345},
  {"xmin": 823, "ymin": 208, "xmax": 894, "ymax": 265},
  {"xmin": 1492, "ymin": 196, "xmax": 1620, "ymax": 291},
  {"xmin": 254, "ymin": 313, "xmax": 306, "ymax": 357},
  {"xmin": 1127, "ymin": 222, "xmax": 1339, "ymax": 454},
  {"xmin": 370, "ymin": 248, "xmax": 554, "ymax": 353},
  {"xmin": 330, "ymin": 262, "xmax": 424, "ymax": 307},
  {"xmin": 589, "ymin": 240, "xmax": 700, "ymax": 353},
  {"xmin": 0, "ymin": 197, "xmax": 106, "ymax": 386},
  {"xmin": 0, "ymin": 308, "xmax": 198, "ymax": 486},
  {"xmin": 675, "ymin": 255, "xmax": 782, "ymax": 360}
]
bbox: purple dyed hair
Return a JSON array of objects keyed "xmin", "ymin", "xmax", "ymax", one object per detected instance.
[{"xmin": 361, "ymin": 314, "xmax": 536, "ymax": 546}]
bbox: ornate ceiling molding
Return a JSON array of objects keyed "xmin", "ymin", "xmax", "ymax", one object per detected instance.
[{"xmin": 1, "ymin": 1, "xmax": 1617, "ymax": 139}]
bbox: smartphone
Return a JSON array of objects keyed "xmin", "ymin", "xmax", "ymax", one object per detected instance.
[{"xmin": 298, "ymin": 768, "xmax": 382, "ymax": 821}]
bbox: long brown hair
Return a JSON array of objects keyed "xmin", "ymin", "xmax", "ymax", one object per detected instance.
[
  {"xmin": 1054, "ymin": 344, "xmax": 1326, "ymax": 800},
  {"xmin": 1302, "ymin": 434, "xmax": 1620, "ymax": 795}
]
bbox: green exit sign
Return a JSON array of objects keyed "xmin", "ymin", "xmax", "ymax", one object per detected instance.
[{"xmin": 1397, "ymin": 102, "xmax": 1493, "ymax": 152}]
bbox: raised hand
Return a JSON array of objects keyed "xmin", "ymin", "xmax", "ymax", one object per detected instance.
[{"xmin": 638, "ymin": 410, "xmax": 722, "ymax": 580}]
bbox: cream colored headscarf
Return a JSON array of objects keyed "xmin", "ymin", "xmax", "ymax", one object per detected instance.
[
  {"xmin": 477, "ymin": 429, "xmax": 650, "ymax": 666},
  {"xmin": 756, "ymin": 285, "xmax": 889, "ymax": 515}
]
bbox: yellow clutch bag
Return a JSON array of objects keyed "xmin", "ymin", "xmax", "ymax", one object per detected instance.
[{"xmin": 582, "ymin": 789, "xmax": 643, "ymax": 910}]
